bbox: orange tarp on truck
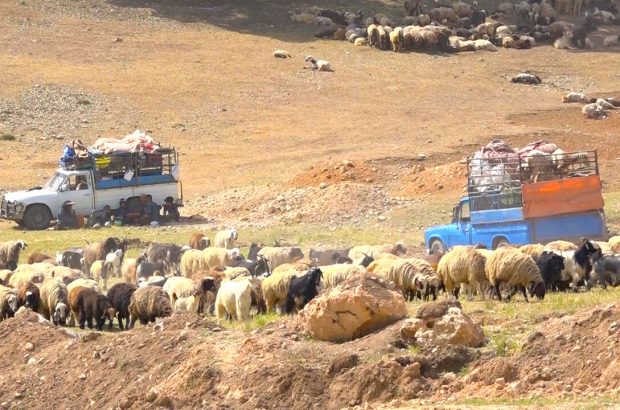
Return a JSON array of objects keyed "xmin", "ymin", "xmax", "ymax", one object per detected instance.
[{"xmin": 522, "ymin": 175, "xmax": 604, "ymax": 219}]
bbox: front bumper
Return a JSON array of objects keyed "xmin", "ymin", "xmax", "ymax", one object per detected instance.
[{"xmin": 0, "ymin": 198, "xmax": 24, "ymax": 221}]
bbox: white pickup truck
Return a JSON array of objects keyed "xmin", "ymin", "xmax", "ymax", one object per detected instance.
[{"xmin": 0, "ymin": 148, "xmax": 182, "ymax": 230}]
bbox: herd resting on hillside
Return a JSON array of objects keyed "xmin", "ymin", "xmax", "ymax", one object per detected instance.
[
  {"xmin": 1, "ymin": 232, "xmax": 620, "ymax": 330},
  {"xmin": 288, "ymin": 0, "xmax": 619, "ymax": 53}
]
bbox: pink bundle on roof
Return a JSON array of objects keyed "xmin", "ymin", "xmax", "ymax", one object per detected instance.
[
  {"xmin": 479, "ymin": 139, "xmax": 519, "ymax": 164},
  {"xmin": 518, "ymin": 140, "xmax": 558, "ymax": 159},
  {"xmin": 93, "ymin": 130, "xmax": 160, "ymax": 154}
]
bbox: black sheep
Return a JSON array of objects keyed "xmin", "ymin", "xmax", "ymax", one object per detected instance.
[
  {"xmin": 76, "ymin": 288, "xmax": 115, "ymax": 330},
  {"xmin": 106, "ymin": 283, "xmax": 137, "ymax": 330},
  {"xmin": 309, "ymin": 248, "xmax": 352, "ymax": 266},
  {"xmin": 285, "ymin": 267, "xmax": 323, "ymax": 313},
  {"xmin": 470, "ymin": 9, "xmax": 486, "ymax": 27},
  {"xmin": 537, "ymin": 251, "xmax": 566, "ymax": 291},
  {"xmin": 316, "ymin": 9, "xmax": 347, "ymax": 26},
  {"xmin": 146, "ymin": 243, "xmax": 186, "ymax": 274},
  {"xmin": 136, "ymin": 261, "xmax": 168, "ymax": 283},
  {"xmin": 60, "ymin": 249, "xmax": 83, "ymax": 270}
]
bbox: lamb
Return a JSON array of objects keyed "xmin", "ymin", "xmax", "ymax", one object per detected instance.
[
  {"xmin": 285, "ymin": 267, "xmax": 323, "ymax": 313},
  {"xmin": 0, "ymin": 240, "xmax": 27, "ymax": 268},
  {"xmin": 18, "ymin": 281, "xmax": 40, "ymax": 312},
  {"xmin": 122, "ymin": 253, "xmax": 147, "ymax": 284},
  {"xmin": 389, "ymin": 27, "xmax": 404, "ymax": 52},
  {"xmin": 348, "ymin": 242, "xmax": 407, "ymax": 260},
  {"xmin": 289, "ymin": 12, "xmax": 318, "ymax": 24},
  {"xmin": 83, "ymin": 237, "xmax": 122, "ymax": 276},
  {"xmin": 320, "ymin": 264, "xmax": 366, "ymax": 288},
  {"xmin": 544, "ymin": 240, "xmax": 578, "ymax": 252},
  {"xmin": 38, "ymin": 279, "xmax": 69, "ymax": 325},
  {"xmin": 519, "ymin": 244, "xmax": 546, "ymax": 261},
  {"xmin": 367, "ymin": 259, "xmax": 425, "ymax": 299},
  {"xmin": 257, "ymin": 246, "xmax": 304, "ymax": 272},
  {"xmin": 106, "ymin": 282, "xmax": 137, "ymax": 330},
  {"xmin": 162, "ymin": 276, "xmax": 215, "ymax": 313},
  {"xmin": 308, "ymin": 248, "xmax": 352, "ymax": 266},
  {"xmin": 562, "ymin": 92, "xmax": 588, "ymax": 103},
  {"xmin": 74, "ymin": 287, "xmax": 115, "ymax": 330},
  {"xmin": 28, "ymin": 252, "xmax": 53, "ymax": 265},
  {"xmin": 90, "ymin": 259, "xmax": 114, "ymax": 290},
  {"xmin": 8, "ymin": 270, "xmax": 45, "ymax": 289},
  {"xmin": 58, "ymin": 249, "xmax": 83, "ymax": 270},
  {"xmin": 485, "ymin": 247, "xmax": 545, "ymax": 302},
  {"xmin": 215, "ymin": 275, "xmax": 261, "ymax": 322},
  {"xmin": 537, "ymin": 251, "xmax": 567, "ymax": 291},
  {"xmin": 128, "ymin": 286, "xmax": 173, "ymax": 328},
  {"xmin": 273, "ymin": 49, "xmax": 292, "ymax": 58},
  {"xmin": 603, "ymin": 35, "xmax": 619, "ymax": 47},
  {"xmin": 262, "ymin": 269, "xmax": 298, "ymax": 313},
  {"xmin": 436, "ymin": 246, "xmax": 489, "ymax": 300},
  {"xmin": 0, "ymin": 285, "xmax": 18, "ymax": 320},
  {"xmin": 305, "ymin": 56, "xmax": 333, "ymax": 72},
  {"xmin": 67, "ymin": 278, "xmax": 101, "ymax": 294},
  {"xmin": 214, "ymin": 229, "xmax": 238, "ymax": 249},
  {"xmin": 189, "ymin": 232, "xmax": 210, "ymax": 250},
  {"xmin": 511, "ymin": 73, "xmax": 541, "ymax": 85},
  {"xmin": 609, "ymin": 236, "xmax": 620, "ymax": 254}
]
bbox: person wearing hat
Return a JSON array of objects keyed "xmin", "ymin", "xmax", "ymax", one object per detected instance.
[{"xmin": 57, "ymin": 200, "xmax": 78, "ymax": 230}]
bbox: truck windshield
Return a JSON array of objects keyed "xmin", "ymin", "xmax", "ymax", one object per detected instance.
[{"xmin": 44, "ymin": 172, "xmax": 66, "ymax": 191}]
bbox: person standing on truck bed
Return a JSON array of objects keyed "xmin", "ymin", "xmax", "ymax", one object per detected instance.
[{"xmin": 56, "ymin": 200, "xmax": 79, "ymax": 230}]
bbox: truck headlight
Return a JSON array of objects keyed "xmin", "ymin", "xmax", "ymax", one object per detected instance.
[{"xmin": 14, "ymin": 203, "xmax": 24, "ymax": 213}]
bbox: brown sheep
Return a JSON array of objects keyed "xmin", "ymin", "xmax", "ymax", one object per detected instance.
[
  {"xmin": 28, "ymin": 251, "xmax": 54, "ymax": 265},
  {"xmin": 75, "ymin": 287, "xmax": 115, "ymax": 330},
  {"xmin": 17, "ymin": 281, "xmax": 40, "ymax": 312},
  {"xmin": 128, "ymin": 286, "xmax": 172, "ymax": 328},
  {"xmin": 189, "ymin": 232, "xmax": 210, "ymax": 250}
]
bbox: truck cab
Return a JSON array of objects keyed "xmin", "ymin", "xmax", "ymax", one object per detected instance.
[{"xmin": 1, "ymin": 148, "xmax": 181, "ymax": 230}]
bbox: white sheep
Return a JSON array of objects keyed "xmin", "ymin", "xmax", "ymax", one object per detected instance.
[
  {"xmin": 174, "ymin": 295, "xmax": 199, "ymax": 313},
  {"xmin": 273, "ymin": 49, "xmax": 292, "ymax": 58},
  {"xmin": 562, "ymin": 92, "xmax": 588, "ymax": 103},
  {"xmin": 436, "ymin": 246, "xmax": 489, "ymax": 300},
  {"xmin": 162, "ymin": 276, "xmax": 214, "ymax": 309},
  {"xmin": 214, "ymin": 229, "xmax": 238, "ymax": 249},
  {"xmin": 582, "ymin": 103, "xmax": 607, "ymax": 119},
  {"xmin": 603, "ymin": 35, "xmax": 619, "ymax": 47},
  {"xmin": 215, "ymin": 276, "xmax": 261, "ymax": 322},
  {"xmin": 90, "ymin": 260, "xmax": 113, "ymax": 291},
  {"xmin": 0, "ymin": 240, "xmax": 27, "ymax": 269},
  {"xmin": 366, "ymin": 259, "xmax": 423, "ymax": 299},
  {"xmin": 304, "ymin": 56, "xmax": 333, "ymax": 72},
  {"xmin": 473, "ymin": 39, "xmax": 498, "ymax": 51},
  {"xmin": 257, "ymin": 246, "xmax": 304, "ymax": 273},
  {"xmin": 261, "ymin": 269, "xmax": 298, "ymax": 313},
  {"xmin": 348, "ymin": 243, "xmax": 407, "ymax": 260},
  {"xmin": 105, "ymin": 249, "xmax": 123, "ymax": 277},
  {"xmin": 181, "ymin": 247, "xmax": 241, "ymax": 278},
  {"xmin": 38, "ymin": 279, "xmax": 69, "ymax": 325},
  {"xmin": 354, "ymin": 37, "xmax": 368, "ymax": 46},
  {"xmin": 0, "ymin": 285, "xmax": 18, "ymax": 320},
  {"xmin": 66, "ymin": 278, "xmax": 101, "ymax": 294},
  {"xmin": 8, "ymin": 270, "xmax": 45, "ymax": 289},
  {"xmin": 290, "ymin": 12, "xmax": 317, "ymax": 24},
  {"xmin": 485, "ymin": 248, "xmax": 545, "ymax": 302},
  {"xmin": 320, "ymin": 264, "xmax": 366, "ymax": 288},
  {"xmin": 596, "ymin": 98, "xmax": 617, "ymax": 110}
]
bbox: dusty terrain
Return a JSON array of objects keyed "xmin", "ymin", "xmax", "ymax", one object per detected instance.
[{"xmin": 1, "ymin": 0, "xmax": 620, "ymax": 408}]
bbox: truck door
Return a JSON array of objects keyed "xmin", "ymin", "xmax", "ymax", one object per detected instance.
[
  {"xmin": 57, "ymin": 173, "xmax": 96, "ymax": 216},
  {"xmin": 452, "ymin": 200, "xmax": 473, "ymax": 245}
]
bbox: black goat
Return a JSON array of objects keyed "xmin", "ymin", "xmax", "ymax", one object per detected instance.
[
  {"xmin": 60, "ymin": 249, "xmax": 83, "ymax": 270},
  {"xmin": 537, "ymin": 251, "xmax": 566, "ymax": 291},
  {"xmin": 106, "ymin": 283, "xmax": 137, "ymax": 330},
  {"xmin": 285, "ymin": 267, "xmax": 323, "ymax": 313}
]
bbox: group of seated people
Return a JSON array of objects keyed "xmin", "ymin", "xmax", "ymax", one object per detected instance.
[{"xmin": 56, "ymin": 194, "xmax": 180, "ymax": 230}]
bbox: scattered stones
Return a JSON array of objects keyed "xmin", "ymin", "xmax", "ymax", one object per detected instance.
[
  {"xmin": 78, "ymin": 373, "xmax": 87, "ymax": 381},
  {"xmin": 22, "ymin": 342, "xmax": 35, "ymax": 352},
  {"xmin": 319, "ymin": 182, "xmax": 327, "ymax": 189},
  {"xmin": 80, "ymin": 332, "xmax": 102, "ymax": 343}
]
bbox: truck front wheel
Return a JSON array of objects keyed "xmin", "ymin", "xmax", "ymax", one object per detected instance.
[
  {"xmin": 430, "ymin": 240, "xmax": 446, "ymax": 254},
  {"xmin": 493, "ymin": 237, "xmax": 509, "ymax": 250},
  {"xmin": 23, "ymin": 204, "xmax": 52, "ymax": 230}
]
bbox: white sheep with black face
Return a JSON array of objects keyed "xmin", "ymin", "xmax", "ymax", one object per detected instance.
[{"xmin": 304, "ymin": 56, "xmax": 333, "ymax": 72}]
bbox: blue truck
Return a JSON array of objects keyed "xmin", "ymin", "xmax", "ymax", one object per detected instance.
[{"xmin": 425, "ymin": 150, "xmax": 607, "ymax": 253}]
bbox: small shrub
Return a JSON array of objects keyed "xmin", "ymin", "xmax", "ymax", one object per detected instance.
[{"xmin": 0, "ymin": 133, "xmax": 16, "ymax": 141}]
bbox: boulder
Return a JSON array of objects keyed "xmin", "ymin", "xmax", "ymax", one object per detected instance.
[
  {"xmin": 402, "ymin": 302, "xmax": 484, "ymax": 348},
  {"xmin": 299, "ymin": 274, "xmax": 407, "ymax": 342}
]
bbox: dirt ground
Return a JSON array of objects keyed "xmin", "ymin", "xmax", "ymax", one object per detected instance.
[{"xmin": 2, "ymin": 0, "xmax": 620, "ymax": 408}]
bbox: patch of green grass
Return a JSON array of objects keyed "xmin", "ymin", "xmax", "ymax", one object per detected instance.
[
  {"xmin": 453, "ymin": 396, "xmax": 618, "ymax": 407},
  {"xmin": 0, "ymin": 133, "xmax": 16, "ymax": 141},
  {"xmin": 407, "ymin": 344, "xmax": 421, "ymax": 355},
  {"xmin": 458, "ymin": 364, "xmax": 470, "ymax": 377},
  {"xmin": 224, "ymin": 312, "xmax": 280, "ymax": 332},
  {"xmin": 487, "ymin": 330, "xmax": 521, "ymax": 357}
]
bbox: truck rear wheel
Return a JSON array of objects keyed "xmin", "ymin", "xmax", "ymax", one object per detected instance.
[
  {"xmin": 23, "ymin": 204, "xmax": 52, "ymax": 230},
  {"xmin": 493, "ymin": 237, "xmax": 509, "ymax": 250},
  {"xmin": 430, "ymin": 240, "xmax": 446, "ymax": 254}
]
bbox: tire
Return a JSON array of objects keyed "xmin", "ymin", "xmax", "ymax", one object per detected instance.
[
  {"xmin": 23, "ymin": 204, "xmax": 52, "ymax": 230},
  {"xmin": 493, "ymin": 237, "xmax": 509, "ymax": 250},
  {"xmin": 430, "ymin": 239, "xmax": 446, "ymax": 254}
]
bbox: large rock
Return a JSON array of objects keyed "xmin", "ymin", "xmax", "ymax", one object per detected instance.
[
  {"xmin": 402, "ymin": 303, "xmax": 485, "ymax": 348},
  {"xmin": 299, "ymin": 274, "xmax": 407, "ymax": 342}
]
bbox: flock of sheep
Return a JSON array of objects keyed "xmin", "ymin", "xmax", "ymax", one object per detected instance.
[
  {"xmin": 561, "ymin": 91, "xmax": 620, "ymax": 119},
  {"xmin": 288, "ymin": 1, "xmax": 619, "ymax": 54},
  {"xmin": 2, "ymin": 229, "xmax": 620, "ymax": 332}
]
